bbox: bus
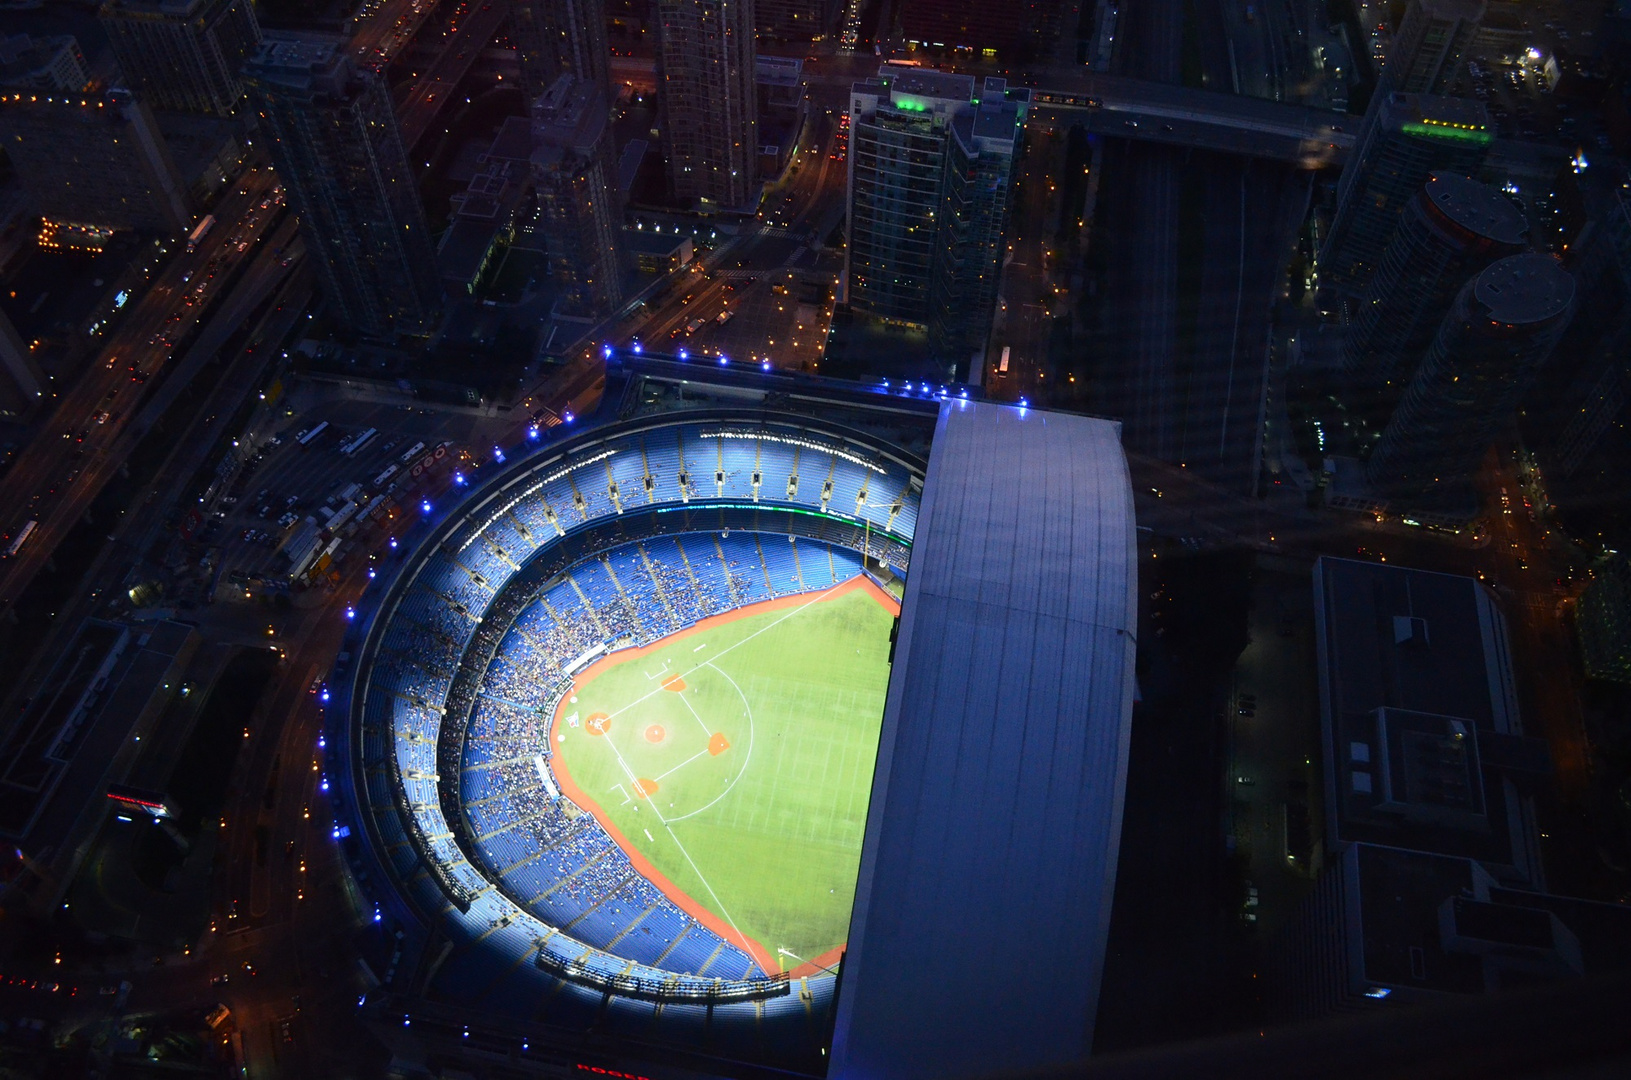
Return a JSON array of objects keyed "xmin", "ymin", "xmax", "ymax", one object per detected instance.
[
  {"xmin": 340, "ymin": 428, "xmax": 378, "ymax": 456},
  {"xmin": 296, "ymin": 421, "xmax": 329, "ymax": 447},
  {"xmin": 397, "ymin": 441, "xmax": 426, "ymax": 465},
  {"xmin": 186, "ymin": 215, "xmax": 216, "ymax": 252},
  {"xmin": 5, "ymin": 520, "xmax": 38, "ymax": 558}
]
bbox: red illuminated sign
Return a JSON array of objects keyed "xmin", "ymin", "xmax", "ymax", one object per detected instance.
[{"xmin": 575, "ymin": 1065, "xmax": 652, "ymax": 1080}]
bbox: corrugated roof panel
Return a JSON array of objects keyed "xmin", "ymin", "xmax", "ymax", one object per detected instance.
[{"xmin": 833, "ymin": 401, "xmax": 1138, "ymax": 1080}]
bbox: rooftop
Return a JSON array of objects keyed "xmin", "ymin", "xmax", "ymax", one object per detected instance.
[
  {"xmin": 882, "ymin": 63, "xmax": 975, "ymax": 104},
  {"xmin": 1471, "ymin": 253, "xmax": 1575, "ymax": 325},
  {"xmin": 1424, "ymin": 173, "xmax": 1528, "ymax": 245},
  {"xmin": 1313, "ymin": 558, "xmax": 1542, "ymax": 881},
  {"xmin": 833, "ymin": 402, "xmax": 1137, "ymax": 1079}
]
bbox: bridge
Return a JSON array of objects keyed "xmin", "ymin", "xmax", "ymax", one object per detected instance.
[{"xmin": 1024, "ymin": 70, "xmax": 1355, "ymax": 168}]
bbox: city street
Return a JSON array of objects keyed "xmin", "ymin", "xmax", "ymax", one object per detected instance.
[{"xmin": 0, "ymin": 165, "xmax": 287, "ymax": 610}]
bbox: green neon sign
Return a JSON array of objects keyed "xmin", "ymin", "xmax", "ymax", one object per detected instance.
[{"xmin": 1401, "ymin": 122, "xmax": 1492, "ymax": 146}]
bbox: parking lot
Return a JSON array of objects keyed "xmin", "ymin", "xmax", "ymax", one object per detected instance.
[{"xmin": 194, "ymin": 400, "xmax": 486, "ymax": 593}]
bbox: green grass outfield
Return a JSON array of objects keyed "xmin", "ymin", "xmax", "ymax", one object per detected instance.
[{"xmin": 551, "ymin": 578, "xmax": 896, "ymax": 973}]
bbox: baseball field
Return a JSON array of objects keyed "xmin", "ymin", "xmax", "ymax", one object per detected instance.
[{"xmin": 551, "ymin": 574, "xmax": 898, "ymax": 975}]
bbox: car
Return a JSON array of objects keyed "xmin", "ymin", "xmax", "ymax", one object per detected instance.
[
  {"xmin": 91, "ymin": 410, "xmax": 110, "ymax": 425},
  {"xmin": 241, "ymin": 529, "xmax": 255, "ymax": 542},
  {"xmin": 210, "ymin": 973, "xmax": 229, "ymax": 986}
]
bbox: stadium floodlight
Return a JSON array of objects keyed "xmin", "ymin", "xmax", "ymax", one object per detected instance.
[
  {"xmin": 564, "ymin": 411, "xmax": 575, "ymax": 422},
  {"xmin": 678, "ymin": 349, "xmax": 689, "ymax": 360},
  {"xmin": 719, "ymin": 356, "xmax": 729, "ymax": 365},
  {"xmin": 632, "ymin": 342, "xmax": 642, "ymax": 354},
  {"xmin": 527, "ymin": 425, "xmax": 541, "ymax": 440},
  {"xmin": 761, "ymin": 360, "xmax": 771, "ymax": 371},
  {"xmin": 389, "ymin": 537, "xmax": 399, "ymax": 549},
  {"xmin": 368, "ymin": 569, "xmax": 376, "ymax": 579},
  {"xmin": 345, "ymin": 607, "xmax": 356, "ymax": 620},
  {"xmin": 453, "ymin": 472, "xmax": 466, "ymax": 486},
  {"xmin": 421, "ymin": 500, "xmax": 432, "ymax": 514},
  {"xmin": 602, "ymin": 344, "xmax": 613, "ymax": 358},
  {"xmin": 492, "ymin": 445, "xmax": 505, "ymax": 463}
]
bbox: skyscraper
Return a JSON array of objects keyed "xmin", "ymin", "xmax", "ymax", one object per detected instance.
[
  {"xmin": 0, "ymin": 34, "xmax": 90, "ymax": 92},
  {"xmin": 1344, "ymin": 173, "xmax": 1527, "ymax": 396},
  {"xmin": 1375, "ymin": 0, "xmax": 1485, "ymax": 100},
  {"xmin": 244, "ymin": 35, "xmax": 441, "ymax": 339},
  {"xmin": 756, "ymin": 0, "xmax": 838, "ymax": 43},
  {"xmin": 929, "ymin": 80, "xmax": 1026, "ymax": 366},
  {"xmin": 100, "ymin": 0, "xmax": 261, "ymax": 117},
  {"xmin": 1366, "ymin": 253, "xmax": 1574, "ymax": 507},
  {"xmin": 846, "ymin": 66, "xmax": 1026, "ymax": 377},
  {"xmin": 532, "ymin": 75, "xmax": 624, "ymax": 318},
  {"xmin": 1319, "ymin": 93, "xmax": 1491, "ymax": 297},
  {"xmin": 510, "ymin": 0, "xmax": 610, "ymax": 103},
  {"xmin": 657, "ymin": 0, "xmax": 757, "ymax": 210},
  {"xmin": 0, "ymin": 87, "xmax": 191, "ymax": 233}
]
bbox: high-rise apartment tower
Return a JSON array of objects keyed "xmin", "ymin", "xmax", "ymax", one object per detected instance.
[
  {"xmin": 656, "ymin": 0, "xmax": 758, "ymax": 210},
  {"xmin": 846, "ymin": 66, "xmax": 1027, "ymax": 378},
  {"xmin": 1344, "ymin": 172, "xmax": 1527, "ymax": 395},
  {"xmin": 1320, "ymin": 92, "xmax": 1491, "ymax": 296},
  {"xmin": 100, "ymin": 0, "xmax": 261, "ymax": 116},
  {"xmin": 532, "ymin": 75, "xmax": 624, "ymax": 318},
  {"xmin": 1375, "ymin": 0, "xmax": 1485, "ymax": 99},
  {"xmin": 510, "ymin": 0, "xmax": 610, "ymax": 103},
  {"xmin": 244, "ymin": 35, "xmax": 441, "ymax": 338},
  {"xmin": 1366, "ymin": 253, "xmax": 1574, "ymax": 506}
]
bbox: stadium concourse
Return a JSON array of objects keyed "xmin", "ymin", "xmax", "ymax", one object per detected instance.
[{"xmin": 330, "ymin": 390, "xmax": 1138, "ymax": 1080}]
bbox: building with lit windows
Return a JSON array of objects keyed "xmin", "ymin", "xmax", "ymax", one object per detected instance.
[
  {"xmin": 99, "ymin": 0, "xmax": 261, "ymax": 117},
  {"xmin": 756, "ymin": 0, "xmax": 837, "ymax": 43},
  {"xmin": 656, "ymin": 0, "xmax": 758, "ymax": 210},
  {"xmin": 244, "ymin": 34, "xmax": 441, "ymax": 338},
  {"xmin": 1320, "ymin": 93, "xmax": 1491, "ymax": 297},
  {"xmin": 532, "ymin": 75, "xmax": 625, "ymax": 317},
  {"xmin": 510, "ymin": 0, "xmax": 611, "ymax": 103},
  {"xmin": 846, "ymin": 65, "xmax": 1026, "ymax": 378},
  {"xmin": 0, "ymin": 34, "xmax": 89, "ymax": 93},
  {"xmin": 1375, "ymin": 0, "xmax": 1485, "ymax": 99},
  {"xmin": 1343, "ymin": 172, "xmax": 1527, "ymax": 399},
  {"xmin": 1366, "ymin": 253, "xmax": 1574, "ymax": 510},
  {"xmin": 0, "ymin": 87, "xmax": 191, "ymax": 233}
]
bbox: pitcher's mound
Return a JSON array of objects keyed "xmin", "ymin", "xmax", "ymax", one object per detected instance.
[{"xmin": 644, "ymin": 724, "xmax": 666, "ymax": 743}]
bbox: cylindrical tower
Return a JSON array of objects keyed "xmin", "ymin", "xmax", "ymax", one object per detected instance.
[
  {"xmin": 1366, "ymin": 253, "xmax": 1574, "ymax": 505},
  {"xmin": 1344, "ymin": 173, "xmax": 1528, "ymax": 394}
]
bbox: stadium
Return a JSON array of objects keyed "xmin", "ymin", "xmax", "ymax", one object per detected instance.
[{"xmin": 332, "ymin": 371, "xmax": 1139, "ymax": 1080}]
